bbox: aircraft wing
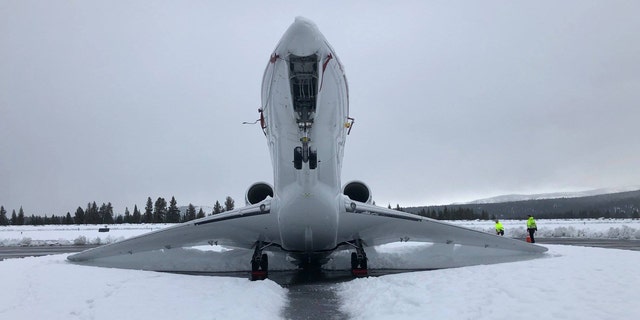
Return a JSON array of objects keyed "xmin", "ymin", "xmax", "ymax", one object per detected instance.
[
  {"xmin": 68, "ymin": 200, "xmax": 280, "ymax": 261},
  {"xmin": 338, "ymin": 198, "xmax": 547, "ymax": 253}
]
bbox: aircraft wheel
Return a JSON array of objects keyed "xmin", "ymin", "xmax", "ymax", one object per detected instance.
[
  {"xmin": 260, "ymin": 253, "xmax": 269, "ymax": 270},
  {"xmin": 294, "ymin": 147, "xmax": 303, "ymax": 169},
  {"xmin": 309, "ymin": 149, "xmax": 317, "ymax": 169}
]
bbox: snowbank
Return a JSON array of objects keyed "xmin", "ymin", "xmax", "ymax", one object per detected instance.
[
  {"xmin": 1, "ymin": 244, "xmax": 639, "ymax": 319},
  {"xmin": 452, "ymin": 219, "xmax": 640, "ymax": 239},
  {"xmin": 0, "ymin": 254, "xmax": 287, "ymax": 320},
  {"xmin": 338, "ymin": 245, "xmax": 640, "ymax": 320}
]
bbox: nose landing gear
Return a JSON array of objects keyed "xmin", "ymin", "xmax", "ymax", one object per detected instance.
[{"xmin": 293, "ymin": 145, "xmax": 317, "ymax": 170}]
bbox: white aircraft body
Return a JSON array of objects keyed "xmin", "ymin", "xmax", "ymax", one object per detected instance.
[{"xmin": 69, "ymin": 17, "xmax": 546, "ymax": 279}]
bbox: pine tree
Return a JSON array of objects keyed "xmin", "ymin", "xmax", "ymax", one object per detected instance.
[
  {"xmin": 85, "ymin": 202, "xmax": 99, "ymax": 224},
  {"xmin": 153, "ymin": 197, "xmax": 167, "ymax": 223},
  {"xmin": 11, "ymin": 210, "xmax": 17, "ymax": 225},
  {"xmin": 184, "ymin": 204, "xmax": 197, "ymax": 222},
  {"xmin": 65, "ymin": 212, "xmax": 73, "ymax": 224},
  {"xmin": 196, "ymin": 208, "xmax": 205, "ymax": 219},
  {"xmin": 99, "ymin": 203, "xmax": 106, "ymax": 223},
  {"xmin": 212, "ymin": 200, "xmax": 224, "ymax": 215},
  {"xmin": 74, "ymin": 207, "xmax": 85, "ymax": 224},
  {"xmin": 143, "ymin": 197, "xmax": 153, "ymax": 223},
  {"xmin": 166, "ymin": 196, "xmax": 180, "ymax": 223},
  {"xmin": 85, "ymin": 203, "xmax": 93, "ymax": 223},
  {"xmin": 99, "ymin": 203, "xmax": 114, "ymax": 224},
  {"xmin": 0, "ymin": 206, "xmax": 8, "ymax": 226},
  {"xmin": 132, "ymin": 205, "xmax": 142, "ymax": 224},
  {"xmin": 17, "ymin": 207, "xmax": 25, "ymax": 225},
  {"xmin": 224, "ymin": 196, "xmax": 235, "ymax": 211},
  {"xmin": 124, "ymin": 207, "xmax": 132, "ymax": 223}
]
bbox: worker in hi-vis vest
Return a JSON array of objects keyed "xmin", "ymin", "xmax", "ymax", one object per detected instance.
[
  {"xmin": 495, "ymin": 220, "xmax": 505, "ymax": 236},
  {"xmin": 526, "ymin": 215, "xmax": 538, "ymax": 243}
]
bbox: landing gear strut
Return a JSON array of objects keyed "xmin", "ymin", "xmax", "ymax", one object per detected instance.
[
  {"xmin": 250, "ymin": 241, "xmax": 270, "ymax": 281},
  {"xmin": 349, "ymin": 239, "xmax": 368, "ymax": 277}
]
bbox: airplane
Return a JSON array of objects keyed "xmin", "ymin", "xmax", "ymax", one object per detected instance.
[{"xmin": 68, "ymin": 17, "xmax": 547, "ymax": 280}]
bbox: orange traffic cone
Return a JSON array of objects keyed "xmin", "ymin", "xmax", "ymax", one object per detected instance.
[{"xmin": 526, "ymin": 235, "xmax": 532, "ymax": 243}]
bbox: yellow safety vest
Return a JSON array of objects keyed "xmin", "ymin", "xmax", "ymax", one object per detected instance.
[{"xmin": 527, "ymin": 217, "xmax": 537, "ymax": 229}]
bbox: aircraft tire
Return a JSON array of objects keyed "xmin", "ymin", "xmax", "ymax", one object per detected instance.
[
  {"xmin": 294, "ymin": 147, "xmax": 303, "ymax": 169},
  {"xmin": 260, "ymin": 253, "xmax": 269, "ymax": 270},
  {"xmin": 309, "ymin": 150, "xmax": 317, "ymax": 169},
  {"xmin": 350, "ymin": 252, "xmax": 358, "ymax": 269}
]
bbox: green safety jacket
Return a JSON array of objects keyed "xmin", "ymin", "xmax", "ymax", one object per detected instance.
[
  {"xmin": 495, "ymin": 222, "xmax": 504, "ymax": 232},
  {"xmin": 527, "ymin": 217, "xmax": 537, "ymax": 229}
]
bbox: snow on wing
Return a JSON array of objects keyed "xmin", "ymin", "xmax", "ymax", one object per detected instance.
[
  {"xmin": 67, "ymin": 200, "xmax": 279, "ymax": 261},
  {"xmin": 339, "ymin": 199, "xmax": 548, "ymax": 253}
]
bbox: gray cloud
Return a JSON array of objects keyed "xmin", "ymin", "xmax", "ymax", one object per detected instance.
[{"xmin": 2, "ymin": 1, "xmax": 639, "ymax": 215}]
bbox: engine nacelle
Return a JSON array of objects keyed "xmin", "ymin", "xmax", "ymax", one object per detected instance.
[
  {"xmin": 342, "ymin": 180, "xmax": 372, "ymax": 204},
  {"xmin": 245, "ymin": 182, "xmax": 274, "ymax": 205}
]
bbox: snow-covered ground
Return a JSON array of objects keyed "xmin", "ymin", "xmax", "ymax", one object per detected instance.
[
  {"xmin": 1, "ymin": 219, "xmax": 638, "ymax": 248},
  {"xmin": 0, "ymin": 224, "xmax": 172, "ymax": 246},
  {"xmin": 1, "ymin": 220, "xmax": 640, "ymax": 319},
  {"xmin": 454, "ymin": 218, "xmax": 640, "ymax": 239},
  {"xmin": 338, "ymin": 244, "xmax": 640, "ymax": 320}
]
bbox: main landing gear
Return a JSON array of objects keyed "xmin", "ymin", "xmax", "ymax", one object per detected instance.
[
  {"xmin": 250, "ymin": 241, "xmax": 270, "ymax": 281},
  {"xmin": 349, "ymin": 239, "xmax": 368, "ymax": 277}
]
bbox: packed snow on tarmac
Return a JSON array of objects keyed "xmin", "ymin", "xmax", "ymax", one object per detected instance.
[{"xmin": 1, "ymin": 219, "xmax": 639, "ymax": 320}]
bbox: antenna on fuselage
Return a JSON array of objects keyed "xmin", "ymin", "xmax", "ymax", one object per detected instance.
[{"xmin": 242, "ymin": 108, "xmax": 267, "ymax": 136}]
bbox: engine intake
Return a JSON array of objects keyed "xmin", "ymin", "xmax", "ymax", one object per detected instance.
[
  {"xmin": 245, "ymin": 182, "xmax": 274, "ymax": 205},
  {"xmin": 342, "ymin": 181, "xmax": 372, "ymax": 204}
]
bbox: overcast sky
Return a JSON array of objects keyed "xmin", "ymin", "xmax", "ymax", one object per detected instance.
[{"xmin": 2, "ymin": 1, "xmax": 639, "ymax": 215}]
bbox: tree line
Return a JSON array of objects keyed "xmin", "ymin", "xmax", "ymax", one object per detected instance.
[
  {"xmin": 392, "ymin": 205, "xmax": 496, "ymax": 221},
  {"xmin": 0, "ymin": 196, "xmax": 236, "ymax": 226},
  {"xmin": 402, "ymin": 205, "xmax": 640, "ymax": 220}
]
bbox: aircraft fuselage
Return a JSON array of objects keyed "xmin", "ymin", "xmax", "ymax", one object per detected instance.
[{"xmin": 261, "ymin": 17, "xmax": 349, "ymax": 260}]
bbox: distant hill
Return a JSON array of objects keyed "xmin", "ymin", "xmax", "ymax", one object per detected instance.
[
  {"xmin": 457, "ymin": 186, "xmax": 640, "ymax": 205},
  {"xmin": 404, "ymin": 189, "xmax": 640, "ymax": 220}
]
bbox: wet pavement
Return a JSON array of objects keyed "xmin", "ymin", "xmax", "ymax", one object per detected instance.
[
  {"xmin": 536, "ymin": 238, "xmax": 640, "ymax": 251},
  {"xmin": 166, "ymin": 268, "xmax": 433, "ymax": 320},
  {"xmin": 0, "ymin": 244, "xmax": 98, "ymax": 260}
]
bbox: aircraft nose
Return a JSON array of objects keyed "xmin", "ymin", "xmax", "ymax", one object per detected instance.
[{"xmin": 276, "ymin": 17, "xmax": 325, "ymax": 56}]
